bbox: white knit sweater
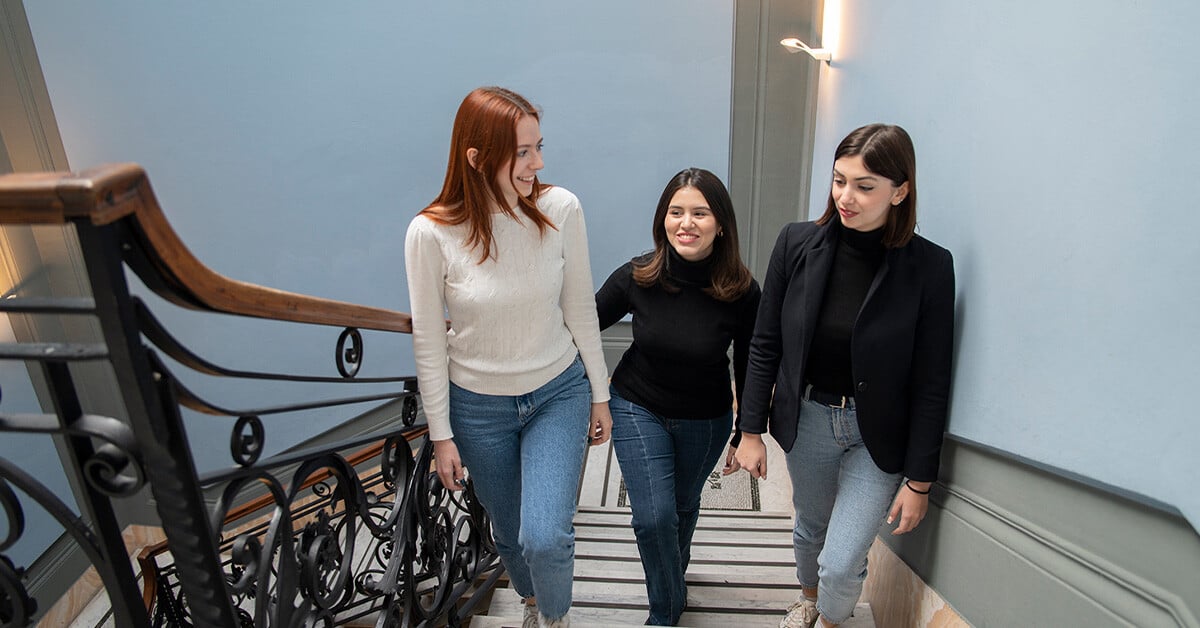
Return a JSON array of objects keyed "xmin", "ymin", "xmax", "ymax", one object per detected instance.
[{"xmin": 404, "ymin": 186, "xmax": 610, "ymax": 441}]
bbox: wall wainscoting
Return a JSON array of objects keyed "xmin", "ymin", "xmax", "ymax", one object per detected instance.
[{"xmin": 885, "ymin": 436, "xmax": 1199, "ymax": 628}]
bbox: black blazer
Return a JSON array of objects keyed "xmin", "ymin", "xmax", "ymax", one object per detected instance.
[{"xmin": 739, "ymin": 221, "xmax": 955, "ymax": 481}]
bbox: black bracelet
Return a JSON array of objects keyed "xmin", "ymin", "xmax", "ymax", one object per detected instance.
[{"xmin": 905, "ymin": 480, "xmax": 931, "ymax": 495}]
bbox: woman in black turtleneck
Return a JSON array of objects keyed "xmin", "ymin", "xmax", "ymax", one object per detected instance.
[
  {"xmin": 735, "ymin": 124, "xmax": 955, "ymax": 628},
  {"xmin": 595, "ymin": 168, "xmax": 759, "ymax": 626}
]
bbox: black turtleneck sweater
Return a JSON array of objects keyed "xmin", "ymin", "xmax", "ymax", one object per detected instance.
[
  {"xmin": 596, "ymin": 250, "xmax": 761, "ymax": 420},
  {"xmin": 805, "ymin": 225, "xmax": 886, "ymax": 396}
]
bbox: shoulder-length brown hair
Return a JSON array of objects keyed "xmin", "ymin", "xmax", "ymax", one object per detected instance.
[
  {"xmin": 632, "ymin": 168, "xmax": 753, "ymax": 302},
  {"xmin": 420, "ymin": 86, "xmax": 555, "ymax": 262},
  {"xmin": 816, "ymin": 123, "xmax": 918, "ymax": 248}
]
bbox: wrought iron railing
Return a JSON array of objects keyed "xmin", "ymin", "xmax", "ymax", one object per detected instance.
[
  {"xmin": 0, "ymin": 165, "xmax": 502, "ymax": 627},
  {"xmin": 138, "ymin": 431, "xmax": 503, "ymax": 627}
]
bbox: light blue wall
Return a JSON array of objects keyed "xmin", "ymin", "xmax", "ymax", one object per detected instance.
[
  {"xmin": 806, "ymin": 1, "xmax": 1200, "ymax": 528},
  {"xmin": 22, "ymin": 2, "xmax": 734, "ymax": 469}
]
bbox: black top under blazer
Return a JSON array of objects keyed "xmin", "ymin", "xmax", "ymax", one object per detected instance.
[{"xmin": 738, "ymin": 220, "xmax": 955, "ymax": 481}]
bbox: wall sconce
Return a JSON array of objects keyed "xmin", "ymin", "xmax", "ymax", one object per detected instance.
[{"xmin": 780, "ymin": 37, "xmax": 831, "ymax": 63}]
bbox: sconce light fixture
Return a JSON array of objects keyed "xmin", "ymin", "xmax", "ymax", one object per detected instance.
[{"xmin": 780, "ymin": 37, "xmax": 832, "ymax": 62}]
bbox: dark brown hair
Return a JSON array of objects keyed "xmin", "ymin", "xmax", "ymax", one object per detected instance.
[
  {"xmin": 632, "ymin": 168, "xmax": 753, "ymax": 302},
  {"xmin": 816, "ymin": 123, "xmax": 918, "ymax": 248},
  {"xmin": 420, "ymin": 86, "xmax": 554, "ymax": 262}
]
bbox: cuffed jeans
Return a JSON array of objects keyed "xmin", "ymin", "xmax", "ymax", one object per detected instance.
[
  {"xmin": 784, "ymin": 397, "xmax": 902, "ymax": 625},
  {"xmin": 448, "ymin": 356, "xmax": 592, "ymax": 622},
  {"xmin": 609, "ymin": 387, "xmax": 732, "ymax": 625}
]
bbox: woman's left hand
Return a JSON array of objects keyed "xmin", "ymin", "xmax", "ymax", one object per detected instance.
[
  {"xmin": 722, "ymin": 445, "xmax": 742, "ymax": 475},
  {"xmin": 887, "ymin": 480, "xmax": 931, "ymax": 534},
  {"xmin": 588, "ymin": 402, "xmax": 612, "ymax": 446}
]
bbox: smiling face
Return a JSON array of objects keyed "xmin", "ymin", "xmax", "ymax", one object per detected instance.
[
  {"xmin": 664, "ymin": 186, "xmax": 720, "ymax": 261},
  {"xmin": 493, "ymin": 115, "xmax": 544, "ymax": 209},
  {"xmin": 831, "ymin": 154, "xmax": 909, "ymax": 232}
]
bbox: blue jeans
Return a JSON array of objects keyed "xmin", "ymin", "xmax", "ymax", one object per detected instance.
[
  {"xmin": 784, "ymin": 397, "xmax": 903, "ymax": 624},
  {"xmin": 609, "ymin": 387, "xmax": 733, "ymax": 625},
  {"xmin": 448, "ymin": 356, "xmax": 592, "ymax": 621}
]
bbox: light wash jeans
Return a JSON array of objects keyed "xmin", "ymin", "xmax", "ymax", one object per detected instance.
[
  {"xmin": 448, "ymin": 356, "xmax": 592, "ymax": 622},
  {"xmin": 784, "ymin": 396, "xmax": 903, "ymax": 624},
  {"xmin": 608, "ymin": 388, "xmax": 732, "ymax": 625}
]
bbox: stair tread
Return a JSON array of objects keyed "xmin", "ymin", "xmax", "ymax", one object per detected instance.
[
  {"xmin": 480, "ymin": 599, "xmax": 875, "ymax": 627},
  {"xmin": 577, "ymin": 526, "xmax": 791, "ymax": 544},
  {"xmin": 484, "ymin": 433, "xmax": 845, "ymax": 626},
  {"xmin": 572, "ymin": 557, "xmax": 798, "ymax": 581},
  {"xmin": 574, "ymin": 511, "xmax": 794, "ymax": 531},
  {"xmin": 483, "ymin": 506, "xmax": 878, "ymax": 627}
]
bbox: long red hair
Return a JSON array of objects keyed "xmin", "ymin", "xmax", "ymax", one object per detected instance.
[{"xmin": 421, "ymin": 86, "xmax": 555, "ymax": 262}]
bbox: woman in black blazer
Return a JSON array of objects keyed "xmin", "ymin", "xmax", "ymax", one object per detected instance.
[{"xmin": 734, "ymin": 124, "xmax": 954, "ymax": 628}]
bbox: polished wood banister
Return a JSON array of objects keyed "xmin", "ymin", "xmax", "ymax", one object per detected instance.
[{"xmin": 0, "ymin": 164, "xmax": 411, "ymax": 333}]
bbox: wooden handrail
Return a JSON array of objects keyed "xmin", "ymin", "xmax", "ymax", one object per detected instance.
[{"xmin": 0, "ymin": 164, "xmax": 411, "ymax": 333}]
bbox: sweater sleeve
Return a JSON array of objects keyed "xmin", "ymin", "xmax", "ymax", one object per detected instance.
[
  {"xmin": 558, "ymin": 194, "xmax": 611, "ymax": 403},
  {"xmin": 404, "ymin": 216, "xmax": 454, "ymax": 441},
  {"xmin": 595, "ymin": 263, "xmax": 633, "ymax": 331}
]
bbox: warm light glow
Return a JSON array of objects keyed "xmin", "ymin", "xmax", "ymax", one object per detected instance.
[
  {"xmin": 822, "ymin": 0, "xmax": 842, "ymax": 60},
  {"xmin": 0, "ymin": 269, "xmax": 14, "ymax": 344},
  {"xmin": 0, "ymin": 235, "xmax": 13, "ymax": 298},
  {"xmin": 0, "ymin": 309, "xmax": 15, "ymax": 344},
  {"xmin": 780, "ymin": 0, "xmax": 841, "ymax": 64},
  {"xmin": 0, "ymin": 229, "xmax": 19, "ymax": 343}
]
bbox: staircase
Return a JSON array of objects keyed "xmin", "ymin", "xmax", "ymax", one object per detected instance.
[{"xmin": 475, "ymin": 439, "xmax": 877, "ymax": 627}]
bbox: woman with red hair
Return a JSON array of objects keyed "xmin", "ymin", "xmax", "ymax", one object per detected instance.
[{"xmin": 405, "ymin": 86, "xmax": 611, "ymax": 628}]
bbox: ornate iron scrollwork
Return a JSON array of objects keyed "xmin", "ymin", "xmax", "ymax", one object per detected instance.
[
  {"xmin": 135, "ymin": 435, "xmax": 499, "ymax": 627},
  {"xmin": 84, "ymin": 442, "xmax": 142, "ymax": 498},
  {"xmin": 0, "ymin": 554, "xmax": 36, "ymax": 626},
  {"xmin": 230, "ymin": 415, "xmax": 265, "ymax": 468},
  {"xmin": 401, "ymin": 395, "xmax": 418, "ymax": 427},
  {"xmin": 336, "ymin": 327, "xmax": 364, "ymax": 379},
  {"xmin": 0, "ymin": 478, "xmax": 37, "ymax": 626},
  {"xmin": 0, "ymin": 478, "xmax": 24, "ymax": 554},
  {"xmin": 1, "ymin": 413, "xmax": 146, "ymax": 499}
]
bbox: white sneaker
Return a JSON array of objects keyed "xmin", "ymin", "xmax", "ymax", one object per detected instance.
[
  {"xmin": 779, "ymin": 597, "xmax": 820, "ymax": 628},
  {"xmin": 522, "ymin": 602, "xmax": 539, "ymax": 628},
  {"xmin": 523, "ymin": 602, "xmax": 570, "ymax": 628}
]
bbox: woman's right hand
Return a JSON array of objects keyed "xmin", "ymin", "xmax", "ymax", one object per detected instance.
[
  {"xmin": 433, "ymin": 438, "xmax": 466, "ymax": 491},
  {"xmin": 734, "ymin": 434, "xmax": 768, "ymax": 479}
]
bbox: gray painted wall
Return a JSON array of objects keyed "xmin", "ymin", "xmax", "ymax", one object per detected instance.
[
  {"xmin": 20, "ymin": 1, "xmax": 735, "ymax": 471},
  {"xmin": 803, "ymin": 0, "xmax": 1199, "ymax": 530}
]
